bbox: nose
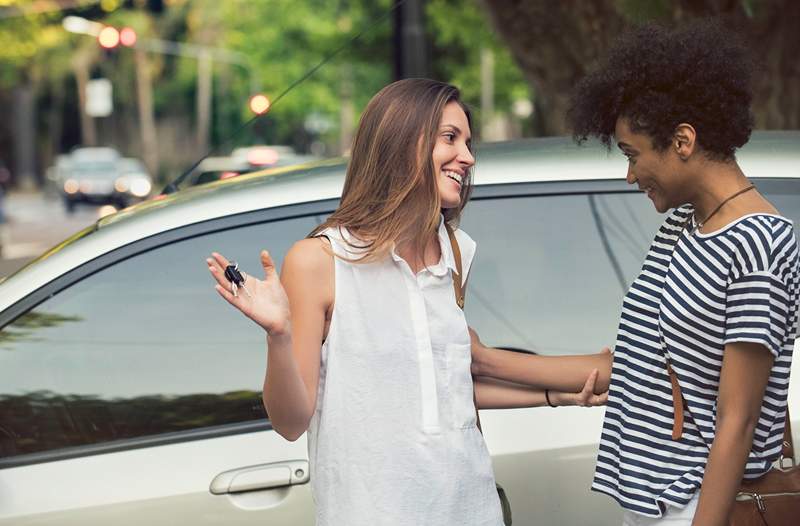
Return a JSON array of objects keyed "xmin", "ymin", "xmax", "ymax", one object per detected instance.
[
  {"xmin": 625, "ymin": 164, "xmax": 637, "ymax": 185},
  {"xmin": 458, "ymin": 143, "xmax": 475, "ymax": 168}
]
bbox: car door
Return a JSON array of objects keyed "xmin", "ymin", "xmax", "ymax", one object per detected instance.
[
  {"xmin": 0, "ymin": 201, "xmax": 337, "ymax": 525},
  {"xmin": 461, "ymin": 178, "xmax": 800, "ymax": 526}
]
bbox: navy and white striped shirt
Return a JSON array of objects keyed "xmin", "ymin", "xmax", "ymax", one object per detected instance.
[{"xmin": 592, "ymin": 206, "xmax": 800, "ymax": 517}]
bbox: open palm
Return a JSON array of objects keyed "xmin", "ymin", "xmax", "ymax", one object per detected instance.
[{"xmin": 207, "ymin": 250, "xmax": 290, "ymax": 334}]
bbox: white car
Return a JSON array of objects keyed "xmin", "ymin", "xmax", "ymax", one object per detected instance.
[{"xmin": 0, "ymin": 133, "xmax": 798, "ymax": 525}]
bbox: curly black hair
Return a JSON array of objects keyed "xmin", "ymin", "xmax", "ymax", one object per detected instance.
[{"xmin": 568, "ymin": 20, "xmax": 755, "ymax": 160}]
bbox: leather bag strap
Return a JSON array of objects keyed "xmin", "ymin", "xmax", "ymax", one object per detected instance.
[{"xmin": 445, "ymin": 223, "xmax": 482, "ymax": 432}]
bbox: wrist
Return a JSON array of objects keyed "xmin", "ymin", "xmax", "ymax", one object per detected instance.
[
  {"xmin": 266, "ymin": 319, "xmax": 292, "ymax": 339},
  {"xmin": 545, "ymin": 389, "xmax": 561, "ymax": 408}
]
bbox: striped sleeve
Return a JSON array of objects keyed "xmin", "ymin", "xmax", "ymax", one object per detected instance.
[{"xmin": 724, "ymin": 221, "xmax": 797, "ymax": 357}]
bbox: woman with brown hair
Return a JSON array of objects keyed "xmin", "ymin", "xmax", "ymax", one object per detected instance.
[{"xmin": 206, "ymin": 78, "xmax": 606, "ymax": 525}]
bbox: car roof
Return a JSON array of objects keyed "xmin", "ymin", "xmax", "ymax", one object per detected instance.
[{"xmin": 1, "ymin": 132, "xmax": 798, "ymax": 311}]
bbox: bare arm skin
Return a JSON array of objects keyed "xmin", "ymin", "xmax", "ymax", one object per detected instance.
[
  {"xmin": 207, "ymin": 237, "xmax": 333, "ymax": 441},
  {"xmin": 469, "ymin": 328, "xmax": 612, "ymax": 394},
  {"xmin": 474, "ymin": 369, "xmax": 608, "ymax": 409},
  {"xmin": 691, "ymin": 341, "xmax": 774, "ymax": 526}
]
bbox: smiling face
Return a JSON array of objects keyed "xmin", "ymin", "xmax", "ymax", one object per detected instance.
[
  {"xmin": 615, "ymin": 117, "xmax": 690, "ymax": 213},
  {"xmin": 432, "ymin": 101, "xmax": 474, "ymax": 209}
]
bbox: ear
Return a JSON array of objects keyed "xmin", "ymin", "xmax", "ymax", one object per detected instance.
[{"xmin": 673, "ymin": 123, "xmax": 696, "ymax": 161}]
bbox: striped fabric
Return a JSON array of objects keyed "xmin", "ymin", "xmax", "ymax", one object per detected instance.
[{"xmin": 592, "ymin": 205, "xmax": 800, "ymax": 517}]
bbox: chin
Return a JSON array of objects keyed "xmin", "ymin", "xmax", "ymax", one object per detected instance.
[{"xmin": 440, "ymin": 195, "xmax": 461, "ymax": 209}]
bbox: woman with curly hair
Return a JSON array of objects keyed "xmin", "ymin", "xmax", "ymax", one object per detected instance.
[{"xmin": 566, "ymin": 21, "xmax": 800, "ymax": 525}]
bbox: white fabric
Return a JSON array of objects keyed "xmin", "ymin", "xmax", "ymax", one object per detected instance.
[
  {"xmin": 306, "ymin": 218, "xmax": 502, "ymax": 526},
  {"xmin": 622, "ymin": 494, "xmax": 698, "ymax": 526}
]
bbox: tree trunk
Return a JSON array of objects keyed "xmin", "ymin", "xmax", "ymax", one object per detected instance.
[
  {"xmin": 72, "ymin": 49, "xmax": 97, "ymax": 147},
  {"xmin": 12, "ymin": 84, "xmax": 37, "ymax": 190},
  {"xmin": 480, "ymin": 0, "xmax": 800, "ymax": 134},
  {"xmin": 134, "ymin": 48, "xmax": 160, "ymax": 178}
]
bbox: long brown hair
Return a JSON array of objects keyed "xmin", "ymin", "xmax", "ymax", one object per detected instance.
[{"xmin": 310, "ymin": 78, "xmax": 473, "ymax": 263}]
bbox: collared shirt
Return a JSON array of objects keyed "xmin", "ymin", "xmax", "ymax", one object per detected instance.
[
  {"xmin": 593, "ymin": 206, "xmax": 800, "ymax": 517},
  {"xmin": 306, "ymin": 218, "xmax": 502, "ymax": 526}
]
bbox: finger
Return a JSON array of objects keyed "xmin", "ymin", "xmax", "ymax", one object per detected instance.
[
  {"xmin": 579, "ymin": 369, "xmax": 599, "ymax": 407},
  {"xmin": 211, "ymin": 252, "xmax": 231, "ymax": 270},
  {"xmin": 600, "ymin": 347, "xmax": 612, "ymax": 355},
  {"xmin": 208, "ymin": 264, "xmax": 239, "ymax": 291},
  {"xmin": 206, "ymin": 255, "xmax": 225, "ymax": 273},
  {"xmin": 260, "ymin": 250, "xmax": 278, "ymax": 278}
]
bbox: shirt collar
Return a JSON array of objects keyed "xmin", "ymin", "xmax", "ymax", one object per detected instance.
[{"xmin": 389, "ymin": 215, "xmax": 458, "ymax": 277}]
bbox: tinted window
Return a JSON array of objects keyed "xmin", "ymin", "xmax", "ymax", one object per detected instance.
[
  {"xmin": 0, "ymin": 212, "xmax": 325, "ymax": 459},
  {"xmin": 463, "ymin": 182, "xmax": 800, "ymax": 356}
]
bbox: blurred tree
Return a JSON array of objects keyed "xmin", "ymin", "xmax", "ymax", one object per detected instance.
[
  {"xmin": 427, "ymin": 0, "xmax": 531, "ymax": 140},
  {"xmin": 480, "ymin": 0, "xmax": 800, "ymax": 135}
]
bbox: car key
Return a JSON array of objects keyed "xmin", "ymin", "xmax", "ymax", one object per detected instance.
[{"xmin": 224, "ymin": 261, "xmax": 251, "ymax": 297}]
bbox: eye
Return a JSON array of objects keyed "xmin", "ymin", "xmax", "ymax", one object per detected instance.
[{"xmin": 442, "ymin": 132, "xmax": 456, "ymax": 143}]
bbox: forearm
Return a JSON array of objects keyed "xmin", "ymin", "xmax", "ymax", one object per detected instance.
[
  {"xmin": 474, "ymin": 377, "xmax": 577, "ymax": 409},
  {"xmin": 692, "ymin": 420, "xmax": 757, "ymax": 526},
  {"xmin": 262, "ymin": 328, "xmax": 315, "ymax": 441},
  {"xmin": 474, "ymin": 348, "xmax": 610, "ymax": 394}
]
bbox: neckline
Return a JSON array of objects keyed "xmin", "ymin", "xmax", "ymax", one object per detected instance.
[{"xmin": 688, "ymin": 211, "xmax": 790, "ymax": 238}]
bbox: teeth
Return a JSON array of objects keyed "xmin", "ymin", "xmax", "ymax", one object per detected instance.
[{"xmin": 443, "ymin": 171, "xmax": 462, "ymax": 184}]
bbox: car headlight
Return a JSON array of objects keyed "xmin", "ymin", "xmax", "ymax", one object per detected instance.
[
  {"xmin": 129, "ymin": 178, "xmax": 152, "ymax": 197},
  {"xmin": 115, "ymin": 176, "xmax": 152, "ymax": 197},
  {"xmin": 63, "ymin": 179, "xmax": 79, "ymax": 194},
  {"xmin": 114, "ymin": 177, "xmax": 130, "ymax": 193}
]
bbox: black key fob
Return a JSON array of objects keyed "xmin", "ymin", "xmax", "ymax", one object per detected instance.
[{"xmin": 224, "ymin": 262, "xmax": 244, "ymax": 286}]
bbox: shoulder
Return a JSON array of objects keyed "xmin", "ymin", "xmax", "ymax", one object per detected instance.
[
  {"xmin": 726, "ymin": 215, "xmax": 799, "ymax": 279},
  {"xmin": 283, "ymin": 237, "xmax": 334, "ymax": 275}
]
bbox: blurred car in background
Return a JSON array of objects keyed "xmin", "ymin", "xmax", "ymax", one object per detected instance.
[
  {"xmin": 188, "ymin": 146, "xmax": 320, "ymax": 187},
  {"xmin": 58, "ymin": 147, "xmax": 153, "ymax": 213}
]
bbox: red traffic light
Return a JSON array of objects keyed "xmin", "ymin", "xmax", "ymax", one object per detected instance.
[
  {"xmin": 249, "ymin": 94, "xmax": 270, "ymax": 115},
  {"xmin": 120, "ymin": 27, "xmax": 137, "ymax": 47},
  {"xmin": 98, "ymin": 26, "xmax": 120, "ymax": 49}
]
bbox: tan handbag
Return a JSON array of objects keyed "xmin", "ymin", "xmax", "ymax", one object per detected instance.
[
  {"xmin": 446, "ymin": 224, "xmax": 512, "ymax": 526},
  {"xmin": 663, "ymin": 357, "xmax": 800, "ymax": 525}
]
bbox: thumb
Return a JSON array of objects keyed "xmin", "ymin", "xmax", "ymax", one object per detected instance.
[{"xmin": 260, "ymin": 250, "xmax": 277, "ymax": 277}]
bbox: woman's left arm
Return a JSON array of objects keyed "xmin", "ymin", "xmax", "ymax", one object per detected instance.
[
  {"xmin": 474, "ymin": 369, "xmax": 608, "ymax": 409},
  {"xmin": 692, "ymin": 341, "xmax": 775, "ymax": 526}
]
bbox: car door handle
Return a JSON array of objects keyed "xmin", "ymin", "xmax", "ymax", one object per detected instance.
[{"xmin": 209, "ymin": 460, "xmax": 310, "ymax": 495}]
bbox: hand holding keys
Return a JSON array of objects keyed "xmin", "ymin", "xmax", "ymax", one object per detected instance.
[{"xmin": 223, "ymin": 261, "xmax": 252, "ymax": 298}]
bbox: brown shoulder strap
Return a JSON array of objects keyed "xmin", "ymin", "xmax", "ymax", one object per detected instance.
[
  {"xmin": 783, "ymin": 410, "xmax": 794, "ymax": 460},
  {"xmin": 445, "ymin": 223, "xmax": 465, "ymax": 309},
  {"xmin": 445, "ymin": 223, "xmax": 483, "ymax": 432}
]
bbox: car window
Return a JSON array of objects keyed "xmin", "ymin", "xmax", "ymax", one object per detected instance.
[
  {"xmin": 0, "ymin": 212, "xmax": 327, "ymax": 460},
  {"xmin": 462, "ymin": 182, "xmax": 800, "ymax": 356},
  {"xmin": 462, "ymin": 192, "xmax": 667, "ymax": 355}
]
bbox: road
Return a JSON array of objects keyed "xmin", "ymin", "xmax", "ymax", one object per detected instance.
[{"xmin": 0, "ymin": 191, "xmax": 100, "ymax": 278}]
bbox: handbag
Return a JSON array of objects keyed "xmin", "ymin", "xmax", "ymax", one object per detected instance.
[
  {"xmin": 446, "ymin": 223, "xmax": 512, "ymax": 526},
  {"xmin": 664, "ymin": 357, "xmax": 800, "ymax": 525},
  {"xmin": 660, "ymin": 217, "xmax": 800, "ymax": 525}
]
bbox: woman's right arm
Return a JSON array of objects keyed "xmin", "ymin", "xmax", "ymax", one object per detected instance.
[{"xmin": 208, "ymin": 238, "xmax": 333, "ymax": 441}]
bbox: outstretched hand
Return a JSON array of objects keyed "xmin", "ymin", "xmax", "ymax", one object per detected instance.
[
  {"xmin": 207, "ymin": 250, "xmax": 291, "ymax": 335},
  {"xmin": 572, "ymin": 368, "xmax": 609, "ymax": 407}
]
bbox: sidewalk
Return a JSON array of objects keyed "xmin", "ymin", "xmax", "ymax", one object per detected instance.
[{"xmin": 0, "ymin": 190, "xmax": 97, "ymax": 278}]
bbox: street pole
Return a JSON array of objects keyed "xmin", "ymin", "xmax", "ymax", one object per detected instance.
[{"xmin": 394, "ymin": 0, "xmax": 429, "ymax": 79}]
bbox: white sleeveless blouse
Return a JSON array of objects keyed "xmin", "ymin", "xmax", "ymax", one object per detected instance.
[{"xmin": 306, "ymin": 218, "xmax": 502, "ymax": 525}]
